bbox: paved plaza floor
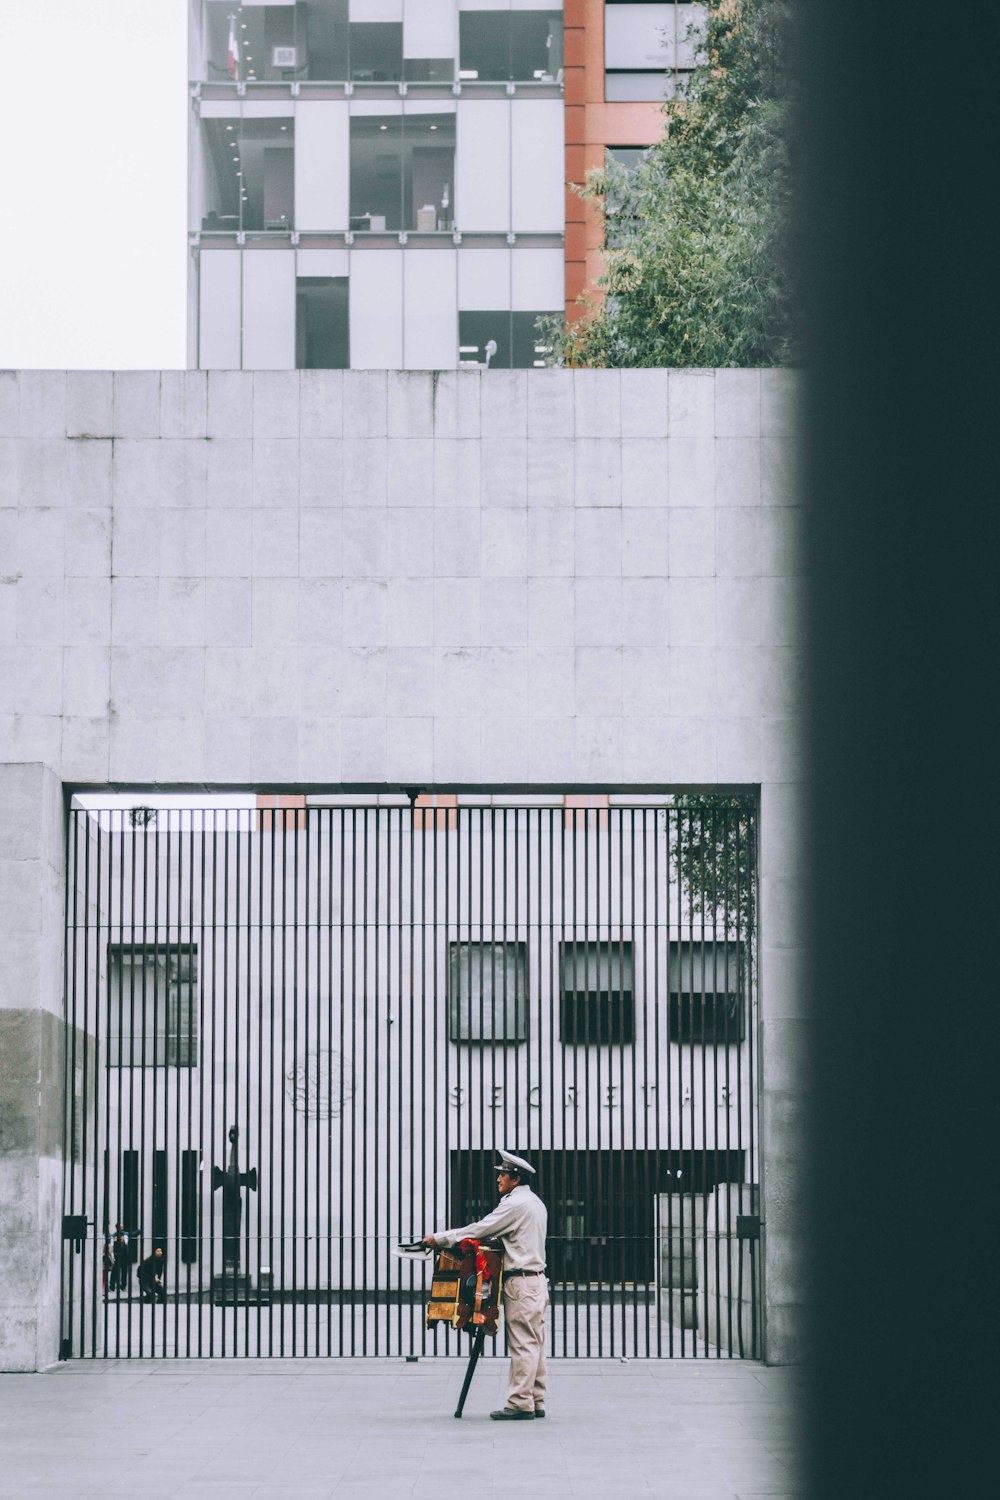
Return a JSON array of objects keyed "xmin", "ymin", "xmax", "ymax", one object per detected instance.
[{"xmin": 0, "ymin": 1357, "xmax": 804, "ymax": 1500}]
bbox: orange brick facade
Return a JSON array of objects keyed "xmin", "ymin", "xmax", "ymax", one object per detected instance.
[{"xmin": 564, "ymin": 0, "xmax": 664, "ymax": 321}]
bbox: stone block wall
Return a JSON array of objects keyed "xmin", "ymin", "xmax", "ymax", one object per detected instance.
[{"xmin": 0, "ymin": 366, "xmax": 806, "ymax": 1366}]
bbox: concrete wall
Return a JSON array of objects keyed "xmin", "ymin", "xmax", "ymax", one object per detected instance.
[
  {"xmin": 0, "ymin": 764, "xmax": 66, "ymax": 1370},
  {"xmin": 0, "ymin": 366, "xmax": 805, "ymax": 1365}
]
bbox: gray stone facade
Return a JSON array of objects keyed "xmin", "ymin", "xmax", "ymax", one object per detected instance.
[{"xmin": 0, "ymin": 367, "xmax": 805, "ymax": 1368}]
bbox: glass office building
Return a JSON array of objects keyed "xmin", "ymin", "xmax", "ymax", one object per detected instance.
[{"xmin": 188, "ymin": 3, "xmax": 701, "ymax": 369}]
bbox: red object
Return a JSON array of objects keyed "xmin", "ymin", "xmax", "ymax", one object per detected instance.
[{"xmin": 227, "ymin": 15, "xmax": 240, "ymax": 81}]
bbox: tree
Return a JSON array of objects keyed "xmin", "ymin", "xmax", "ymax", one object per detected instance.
[
  {"xmin": 543, "ymin": 0, "xmax": 799, "ymax": 368},
  {"xmin": 674, "ymin": 794, "xmax": 756, "ymax": 944}
]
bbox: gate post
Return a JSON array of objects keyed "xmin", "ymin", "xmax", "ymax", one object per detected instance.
[{"xmin": 0, "ymin": 764, "xmax": 66, "ymax": 1371}]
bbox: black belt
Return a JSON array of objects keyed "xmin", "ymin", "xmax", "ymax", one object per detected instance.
[{"xmin": 504, "ymin": 1268, "xmax": 545, "ymax": 1278}]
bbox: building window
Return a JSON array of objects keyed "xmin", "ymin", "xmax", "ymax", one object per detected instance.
[
  {"xmin": 604, "ymin": 145, "xmax": 647, "ymax": 247},
  {"xmin": 459, "ymin": 312, "xmax": 551, "ymax": 370},
  {"xmin": 449, "ymin": 941, "xmax": 528, "ymax": 1043},
  {"xmin": 560, "ymin": 941, "xmax": 635, "ymax": 1044},
  {"xmin": 350, "ymin": 115, "xmax": 455, "ymax": 234},
  {"xmin": 202, "ymin": 2, "xmax": 352, "ymax": 84},
  {"xmin": 604, "ymin": 2, "xmax": 705, "ymax": 102},
  {"xmin": 296, "ymin": 278, "xmax": 350, "ymax": 368},
  {"xmin": 459, "ymin": 11, "xmax": 564, "ymax": 83},
  {"xmin": 201, "ymin": 118, "xmax": 294, "ymax": 234},
  {"xmin": 668, "ymin": 941, "xmax": 745, "ymax": 1043},
  {"xmin": 350, "ymin": 21, "xmax": 403, "ymax": 82},
  {"xmin": 108, "ymin": 944, "xmax": 199, "ymax": 1068}
]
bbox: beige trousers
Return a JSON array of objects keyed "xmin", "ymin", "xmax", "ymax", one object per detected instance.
[{"xmin": 503, "ymin": 1275, "xmax": 548, "ymax": 1412}]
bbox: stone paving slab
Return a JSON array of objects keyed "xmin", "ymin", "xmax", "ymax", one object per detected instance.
[{"xmin": 0, "ymin": 1360, "xmax": 805, "ymax": 1500}]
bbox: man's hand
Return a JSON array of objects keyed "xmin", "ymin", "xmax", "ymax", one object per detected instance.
[{"xmin": 421, "ymin": 1235, "xmax": 436, "ymax": 1247}]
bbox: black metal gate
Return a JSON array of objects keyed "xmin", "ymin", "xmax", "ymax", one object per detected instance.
[{"xmin": 61, "ymin": 793, "xmax": 759, "ymax": 1359}]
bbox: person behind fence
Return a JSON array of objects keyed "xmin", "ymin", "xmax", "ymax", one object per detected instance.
[
  {"xmin": 422, "ymin": 1149, "xmax": 548, "ymax": 1421},
  {"xmin": 109, "ymin": 1223, "xmax": 131, "ymax": 1293},
  {"xmin": 138, "ymin": 1246, "xmax": 166, "ymax": 1304}
]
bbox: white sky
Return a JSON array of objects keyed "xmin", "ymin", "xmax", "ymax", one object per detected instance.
[{"xmin": 0, "ymin": 1, "xmax": 188, "ymax": 370}]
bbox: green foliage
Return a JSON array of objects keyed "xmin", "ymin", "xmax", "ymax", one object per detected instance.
[
  {"xmin": 542, "ymin": 0, "xmax": 799, "ymax": 368},
  {"xmin": 674, "ymin": 794, "xmax": 757, "ymax": 941}
]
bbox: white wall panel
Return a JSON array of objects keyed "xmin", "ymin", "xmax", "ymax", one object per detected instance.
[
  {"xmin": 456, "ymin": 101, "xmax": 510, "ymax": 232},
  {"xmin": 460, "ymin": 1, "xmax": 510, "ymax": 11},
  {"xmin": 350, "ymin": 249, "xmax": 404, "ymax": 368},
  {"xmin": 200, "ymin": 100, "xmax": 241, "ymax": 118},
  {"xmin": 403, "ymin": 99, "xmax": 457, "ymax": 116},
  {"xmin": 242, "ymin": 252, "xmax": 296, "ymax": 369},
  {"xmin": 297, "ymin": 249, "xmax": 351, "ymax": 278},
  {"xmin": 404, "ymin": 251, "xmax": 458, "ymax": 369},
  {"xmin": 241, "ymin": 101, "xmax": 298, "ymax": 119},
  {"xmin": 350, "ymin": 0, "xmax": 403, "ymax": 20},
  {"xmin": 198, "ymin": 251, "xmax": 242, "ymax": 369},
  {"xmin": 295, "ymin": 102, "xmax": 350, "ymax": 232},
  {"xmin": 511, "ymin": 249, "xmax": 563, "ymax": 311},
  {"xmin": 404, "ymin": 0, "xmax": 456, "ymax": 58},
  {"xmin": 350, "ymin": 98, "xmax": 404, "ymax": 117},
  {"xmin": 458, "ymin": 249, "xmax": 511, "ymax": 310},
  {"xmin": 511, "ymin": 100, "xmax": 563, "ymax": 234}
]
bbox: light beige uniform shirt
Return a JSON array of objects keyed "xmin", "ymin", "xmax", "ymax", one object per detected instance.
[{"xmin": 432, "ymin": 1184, "xmax": 547, "ymax": 1272}]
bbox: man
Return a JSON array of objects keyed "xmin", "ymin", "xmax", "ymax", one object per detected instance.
[
  {"xmin": 138, "ymin": 1246, "xmax": 167, "ymax": 1304},
  {"xmin": 109, "ymin": 1223, "xmax": 130, "ymax": 1293},
  {"xmin": 423, "ymin": 1150, "xmax": 548, "ymax": 1421}
]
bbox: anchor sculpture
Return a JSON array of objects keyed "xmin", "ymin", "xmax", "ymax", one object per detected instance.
[{"xmin": 211, "ymin": 1126, "xmax": 258, "ymax": 1304}]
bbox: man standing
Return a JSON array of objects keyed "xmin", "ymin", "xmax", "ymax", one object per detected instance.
[
  {"xmin": 109, "ymin": 1223, "xmax": 130, "ymax": 1294},
  {"xmin": 423, "ymin": 1150, "xmax": 548, "ymax": 1421}
]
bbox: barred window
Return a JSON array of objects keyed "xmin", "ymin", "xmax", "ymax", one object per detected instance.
[
  {"xmin": 108, "ymin": 944, "xmax": 198, "ymax": 1068},
  {"xmin": 449, "ymin": 941, "xmax": 528, "ymax": 1043},
  {"xmin": 668, "ymin": 941, "xmax": 745, "ymax": 1043},
  {"xmin": 560, "ymin": 941, "xmax": 634, "ymax": 1044}
]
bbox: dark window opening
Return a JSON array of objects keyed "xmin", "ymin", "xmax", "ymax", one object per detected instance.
[
  {"xmin": 350, "ymin": 21, "xmax": 403, "ymax": 82},
  {"xmin": 404, "ymin": 56, "xmax": 455, "ymax": 83},
  {"xmin": 181, "ymin": 1150, "xmax": 199, "ymax": 1265},
  {"xmin": 450, "ymin": 1148, "xmax": 745, "ymax": 1286},
  {"xmin": 349, "ymin": 114, "xmax": 454, "ymax": 234},
  {"xmin": 296, "ymin": 277, "xmax": 350, "ymax": 368},
  {"xmin": 448, "ymin": 941, "xmax": 528, "ymax": 1043},
  {"xmin": 459, "ymin": 11, "xmax": 563, "ymax": 82},
  {"xmin": 560, "ymin": 941, "xmax": 635, "ymax": 1044},
  {"xmin": 306, "ymin": 1, "xmax": 350, "ymax": 80},
  {"xmin": 668, "ymin": 941, "xmax": 746, "ymax": 1043},
  {"xmin": 459, "ymin": 311, "xmax": 551, "ymax": 370},
  {"xmin": 122, "ymin": 1150, "xmax": 140, "ymax": 1262},
  {"xmin": 152, "ymin": 1150, "xmax": 168, "ymax": 1255}
]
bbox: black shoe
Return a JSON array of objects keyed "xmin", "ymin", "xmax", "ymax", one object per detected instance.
[
  {"xmin": 490, "ymin": 1408, "xmax": 534, "ymax": 1421},
  {"xmin": 534, "ymin": 1408, "xmax": 546, "ymax": 1419}
]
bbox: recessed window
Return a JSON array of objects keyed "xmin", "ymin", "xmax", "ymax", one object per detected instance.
[
  {"xmin": 459, "ymin": 312, "xmax": 551, "ymax": 370},
  {"xmin": 604, "ymin": 2, "xmax": 705, "ymax": 102},
  {"xmin": 297, "ymin": 278, "xmax": 350, "ymax": 369},
  {"xmin": 201, "ymin": 118, "xmax": 294, "ymax": 234},
  {"xmin": 108, "ymin": 944, "xmax": 199, "ymax": 1068},
  {"xmin": 459, "ymin": 11, "xmax": 564, "ymax": 83},
  {"xmin": 449, "ymin": 941, "xmax": 528, "ymax": 1043},
  {"xmin": 668, "ymin": 941, "xmax": 745, "ymax": 1043},
  {"xmin": 560, "ymin": 941, "xmax": 635, "ymax": 1045},
  {"xmin": 349, "ymin": 114, "xmax": 455, "ymax": 234}
]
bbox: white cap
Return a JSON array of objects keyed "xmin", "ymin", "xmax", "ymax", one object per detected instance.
[{"xmin": 494, "ymin": 1149, "xmax": 535, "ymax": 1177}]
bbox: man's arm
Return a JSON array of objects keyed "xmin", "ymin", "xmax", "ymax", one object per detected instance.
[{"xmin": 423, "ymin": 1197, "xmax": 520, "ymax": 1247}]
